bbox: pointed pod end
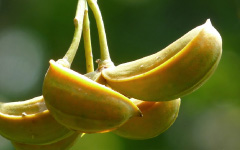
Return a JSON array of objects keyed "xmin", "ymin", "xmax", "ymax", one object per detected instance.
[
  {"xmin": 203, "ymin": 18, "xmax": 222, "ymax": 48},
  {"xmin": 127, "ymin": 98, "xmax": 143, "ymax": 118},
  {"xmin": 205, "ymin": 19, "xmax": 212, "ymax": 26},
  {"xmin": 127, "ymin": 99, "xmax": 143, "ymax": 118},
  {"xmin": 204, "ymin": 19, "xmax": 215, "ymax": 30},
  {"xmin": 139, "ymin": 111, "xmax": 143, "ymax": 117},
  {"xmin": 134, "ymin": 108, "xmax": 143, "ymax": 118}
]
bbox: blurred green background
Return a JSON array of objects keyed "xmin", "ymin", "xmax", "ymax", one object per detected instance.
[{"xmin": 0, "ymin": 0, "xmax": 239, "ymax": 149}]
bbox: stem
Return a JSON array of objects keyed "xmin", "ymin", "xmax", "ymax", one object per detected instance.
[
  {"xmin": 83, "ymin": 2, "xmax": 94, "ymax": 73},
  {"xmin": 87, "ymin": 0, "xmax": 111, "ymax": 62},
  {"xmin": 63, "ymin": 0, "xmax": 86, "ymax": 67}
]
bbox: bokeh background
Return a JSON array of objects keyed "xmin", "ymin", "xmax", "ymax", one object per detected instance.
[{"xmin": 0, "ymin": 0, "xmax": 239, "ymax": 149}]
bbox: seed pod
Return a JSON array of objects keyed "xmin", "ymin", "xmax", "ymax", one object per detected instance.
[
  {"xmin": 102, "ymin": 20, "xmax": 222, "ymax": 101},
  {"xmin": 0, "ymin": 96, "xmax": 74, "ymax": 145},
  {"xmin": 12, "ymin": 132, "xmax": 81, "ymax": 150},
  {"xmin": 113, "ymin": 98, "xmax": 181, "ymax": 140},
  {"xmin": 43, "ymin": 60, "xmax": 142, "ymax": 133}
]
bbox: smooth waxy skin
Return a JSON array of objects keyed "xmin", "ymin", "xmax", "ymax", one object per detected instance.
[
  {"xmin": 113, "ymin": 98, "xmax": 181, "ymax": 140},
  {"xmin": 102, "ymin": 20, "xmax": 222, "ymax": 101},
  {"xmin": 0, "ymin": 96, "xmax": 74, "ymax": 145},
  {"xmin": 43, "ymin": 60, "xmax": 142, "ymax": 133},
  {"xmin": 12, "ymin": 132, "xmax": 81, "ymax": 150}
]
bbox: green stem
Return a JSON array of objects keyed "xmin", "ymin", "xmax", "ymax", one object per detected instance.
[
  {"xmin": 87, "ymin": 0, "xmax": 111, "ymax": 62},
  {"xmin": 83, "ymin": 2, "xmax": 94, "ymax": 73},
  {"xmin": 63, "ymin": 0, "xmax": 86, "ymax": 67}
]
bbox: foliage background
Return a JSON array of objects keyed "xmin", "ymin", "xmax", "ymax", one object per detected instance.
[{"xmin": 0, "ymin": 0, "xmax": 239, "ymax": 149}]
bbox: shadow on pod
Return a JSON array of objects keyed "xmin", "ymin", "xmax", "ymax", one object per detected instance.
[
  {"xmin": 102, "ymin": 20, "xmax": 222, "ymax": 101},
  {"xmin": 113, "ymin": 98, "xmax": 181, "ymax": 140},
  {"xmin": 0, "ymin": 96, "xmax": 74, "ymax": 145},
  {"xmin": 43, "ymin": 60, "xmax": 142, "ymax": 133}
]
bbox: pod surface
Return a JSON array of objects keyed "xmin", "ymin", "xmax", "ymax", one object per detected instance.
[
  {"xmin": 102, "ymin": 20, "xmax": 222, "ymax": 101},
  {"xmin": 12, "ymin": 132, "xmax": 80, "ymax": 150},
  {"xmin": 43, "ymin": 60, "xmax": 142, "ymax": 133},
  {"xmin": 113, "ymin": 98, "xmax": 180, "ymax": 140},
  {"xmin": 0, "ymin": 96, "xmax": 73, "ymax": 145}
]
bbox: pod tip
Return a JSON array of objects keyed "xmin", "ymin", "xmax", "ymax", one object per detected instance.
[
  {"xmin": 205, "ymin": 19, "xmax": 212, "ymax": 26},
  {"xmin": 138, "ymin": 110, "xmax": 143, "ymax": 117}
]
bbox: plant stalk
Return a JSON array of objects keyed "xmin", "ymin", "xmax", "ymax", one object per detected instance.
[
  {"xmin": 87, "ymin": 0, "xmax": 111, "ymax": 62},
  {"xmin": 83, "ymin": 2, "xmax": 94, "ymax": 73},
  {"xmin": 63, "ymin": 0, "xmax": 86, "ymax": 67}
]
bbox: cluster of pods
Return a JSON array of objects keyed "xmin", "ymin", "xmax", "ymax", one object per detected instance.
[{"xmin": 0, "ymin": 0, "xmax": 222, "ymax": 149}]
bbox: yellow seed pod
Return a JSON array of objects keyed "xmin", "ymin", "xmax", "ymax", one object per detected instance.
[
  {"xmin": 0, "ymin": 96, "xmax": 74, "ymax": 145},
  {"xmin": 12, "ymin": 132, "xmax": 81, "ymax": 150},
  {"xmin": 113, "ymin": 98, "xmax": 181, "ymax": 140},
  {"xmin": 43, "ymin": 60, "xmax": 142, "ymax": 133},
  {"xmin": 102, "ymin": 20, "xmax": 222, "ymax": 101}
]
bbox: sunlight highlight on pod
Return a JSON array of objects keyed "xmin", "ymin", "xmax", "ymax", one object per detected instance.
[
  {"xmin": 0, "ymin": 0, "xmax": 222, "ymax": 149},
  {"xmin": 12, "ymin": 132, "xmax": 81, "ymax": 150},
  {"xmin": 43, "ymin": 60, "xmax": 142, "ymax": 133},
  {"xmin": 0, "ymin": 96, "xmax": 74, "ymax": 145},
  {"xmin": 102, "ymin": 20, "xmax": 222, "ymax": 101}
]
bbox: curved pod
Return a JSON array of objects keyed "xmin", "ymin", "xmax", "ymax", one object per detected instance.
[
  {"xmin": 0, "ymin": 96, "xmax": 74, "ymax": 145},
  {"xmin": 43, "ymin": 60, "xmax": 142, "ymax": 133},
  {"xmin": 113, "ymin": 98, "xmax": 180, "ymax": 140},
  {"xmin": 102, "ymin": 20, "xmax": 222, "ymax": 101},
  {"xmin": 12, "ymin": 132, "xmax": 81, "ymax": 150}
]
